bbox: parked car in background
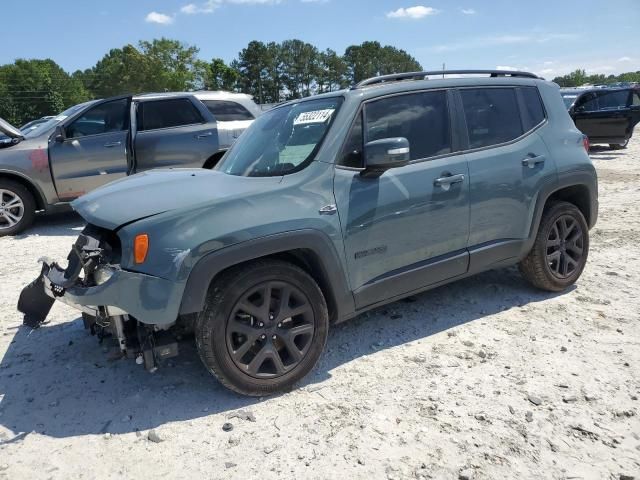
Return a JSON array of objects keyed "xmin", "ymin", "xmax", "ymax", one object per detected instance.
[
  {"xmin": 561, "ymin": 87, "xmax": 640, "ymax": 149},
  {"xmin": 19, "ymin": 70, "xmax": 598, "ymax": 396},
  {"xmin": 0, "ymin": 91, "xmax": 260, "ymax": 235}
]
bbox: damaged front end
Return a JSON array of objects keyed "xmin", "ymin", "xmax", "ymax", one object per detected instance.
[{"xmin": 17, "ymin": 225, "xmax": 183, "ymax": 371}]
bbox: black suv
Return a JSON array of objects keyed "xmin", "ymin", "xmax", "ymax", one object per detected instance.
[{"xmin": 561, "ymin": 87, "xmax": 640, "ymax": 149}]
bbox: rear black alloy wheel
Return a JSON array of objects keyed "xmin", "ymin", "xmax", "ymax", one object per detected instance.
[
  {"xmin": 519, "ymin": 201, "xmax": 589, "ymax": 292},
  {"xmin": 195, "ymin": 260, "xmax": 328, "ymax": 396},
  {"xmin": 545, "ymin": 215, "xmax": 584, "ymax": 279},
  {"xmin": 227, "ymin": 281, "xmax": 315, "ymax": 378}
]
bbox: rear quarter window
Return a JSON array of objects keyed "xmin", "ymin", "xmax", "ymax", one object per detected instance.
[
  {"xmin": 460, "ymin": 88, "xmax": 523, "ymax": 149},
  {"xmin": 202, "ymin": 100, "xmax": 254, "ymax": 121},
  {"xmin": 519, "ymin": 87, "xmax": 546, "ymax": 131}
]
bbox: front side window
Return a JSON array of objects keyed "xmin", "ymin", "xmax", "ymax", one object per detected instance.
[
  {"xmin": 633, "ymin": 92, "xmax": 640, "ymax": 106},
  {"xmin": 138, "ymin": 98, "xmax": 203, "ymax": 131},
  {"xmin": 66, "ymin": 99, "xmax": 128, "ymax": 138},
  {"xmin": 460, "ymin": 88, "xmax": 523, "ymax": 149},
  {"xmin": 203, "ymin": 100, "xmax": 254, "ymax": 121},
  {"xmin": 338, "ymin": 111, "xmax": 364, "ymax": 168},
  {"xmin": 576, "ymin": 92, "xmax": 599, "ymax": 112},
  {"xmin": 217, "ymin": 97, "xmax": 342, "ymax": 177},
  {"xmin": 365, "ymin": 91, "xmax": 451, "ymax": 161}
]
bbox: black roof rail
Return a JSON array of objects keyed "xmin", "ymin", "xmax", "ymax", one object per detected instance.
[{"xmin": 353, "ymin": 70, "xmax": 540, "ymax": 89}]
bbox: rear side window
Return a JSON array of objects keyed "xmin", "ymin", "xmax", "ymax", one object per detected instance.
[
  {"xmin": 364, "ymin": 91, "xmax": 451, "ymax": 161},
  {"xmin": 633, "ymin": 92, "xmax": 640, "ymax": 106},
  {"xmin": 519, "ymin": 87, "xmax": 546, "ymax": 131},
  {"xmin": 597, "ymin": 90, "xmax": 630, "ymax": 110},
  {"xmin": 460, "ymin": 88, "xmax": 523, "ymax": 149},
  {"xmin": 202, "ymin": 100, "xmax": 254, "ymax": 121},
  {"xmin": 138, "ymin": 98, "xmax": 203, "ymax": 131}
]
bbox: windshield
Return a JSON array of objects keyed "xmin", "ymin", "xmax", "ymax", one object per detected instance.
[
  {"xmin": 22, "ymin": 101, "xmax": 97, "ymax": 138},
  {"xmin": 562, "ymin": 94, "xmax": 578, "ymax": 109},
  {"xmin": 216, "ymin": 97, "xmax": 343, "ymax": 177}
]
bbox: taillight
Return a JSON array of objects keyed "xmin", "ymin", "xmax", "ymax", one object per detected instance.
[{"xmin": 582, "ymin": 135, "xmax": 590, "ymax": 153}]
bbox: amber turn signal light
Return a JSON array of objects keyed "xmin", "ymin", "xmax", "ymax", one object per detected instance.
[{"xmin": 134, "ymin": 234, "xmax": 149, "ymax": 264}]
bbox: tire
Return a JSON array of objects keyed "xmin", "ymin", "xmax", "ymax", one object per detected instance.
[
  {"xmin": 195, "ymin": 259, "xmax": 329, "ymax": 396},
  {"xmin": 609, "ymin": 139, "xmax": 629, "ymax": 150},
  {"xmin": 519, "ymin": 201, "xmax": 590, "ymax": 292},
  {"xmin": 0, "ymin": 179, "xmax": 36, "ymax": 237}
]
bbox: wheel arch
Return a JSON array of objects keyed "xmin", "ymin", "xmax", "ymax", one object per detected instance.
[
  {"xmin": 522, "ymin": 169, "xmax": 598, "ymax": 258},
  {"xmin": 0, "ymin": 170, "xmax": 46, "ymax": 210},
  {"xmin": 179, "ymin": 230, "xmax": 355, "ymax": 323}
]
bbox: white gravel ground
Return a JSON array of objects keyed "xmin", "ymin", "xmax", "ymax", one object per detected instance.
[{"xmin": 0, "ymin": 141, "xmax": 639, "ymax": 480}]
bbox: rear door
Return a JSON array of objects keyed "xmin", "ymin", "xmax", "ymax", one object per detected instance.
[
  {"xmin": 134, "ymin": 96, "xmax": 218, "ymax": 171},
  {"xmin": 49, "ymin": 96, "xmax": 131, "ymax": 200},
  {"xmin": 458, "ymin": 86, "xmax": 555, "ymax": 266},
  {"xmin": 573, "ymin": 90, "xmax": 631, "ymax": 142}
]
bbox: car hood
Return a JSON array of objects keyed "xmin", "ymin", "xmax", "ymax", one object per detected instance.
[
  {"xmin": 72, "ymin": 168, "xmax": 283, "ymax": 230},
  {"xmin": 0, "ymin": 117, "xmax": 23, "ymax": 139}
]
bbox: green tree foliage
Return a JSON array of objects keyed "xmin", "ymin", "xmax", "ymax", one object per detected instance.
[
  {"xmin": 3, "ymin": 37, "xmax": 639, "ymax": 126},
  {"xmin": 344, "ymin": 41, "xmax": 422, "ymax": 84},
  {"xmin": 201, "ymin": 58, "xmax": 240, "ymax": 91},
  {"xmin": 552, "ymin": 69, "xmax": 640, "ymax": 87},
  {"xmin": 76, "ymin": 45, "xmax": 151, "ymax": 97},
  {"xmin": 0, "ymin": 59, "xmax": 89, "ymax": 126}
]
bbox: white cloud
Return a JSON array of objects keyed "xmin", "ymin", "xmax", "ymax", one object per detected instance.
[
  {"xmin": 145, "ymin": 11, "xmax": 174, "ymax": 24},
  {"xmin": 431, "ymin": 32, "xmax": 579, "ymax": 52},
  {"xmin": 460, "ymin": 8, "xmax": 476, "ymax": 14},
  {"xmin": 181, "ymin": 0, "xmax": 282, "ymax": 14},
  {"xmin": 617, "ymin": 56, "xmax": 632, "ymax": 62},
  {"xmin": 387, "ymin": 6, "xmax": 439, "ymax": 19}
]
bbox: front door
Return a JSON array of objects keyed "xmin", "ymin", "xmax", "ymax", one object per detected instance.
[
  {"xmin": 49, "ymin": 96, "xmax": 131, "ymax": 200},
  {"xmin": 333, "ymin": 90, "xmax": 470, "ymax": 309}
]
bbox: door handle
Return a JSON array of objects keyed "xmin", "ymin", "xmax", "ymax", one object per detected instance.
[
  {"xmin": 522, "ymin": 155, "xmax": 546, "ymax": 168},
  {"xmin": 434, "ymin": 173, "xmax": 465, "ymax": 187},
  {"xmin": 195, "ymin": 132, "xmax": 213, "ymax": 139},
  {"xmin": 103, "ymin": 141, "xmax": 122, "ymax": 148}
]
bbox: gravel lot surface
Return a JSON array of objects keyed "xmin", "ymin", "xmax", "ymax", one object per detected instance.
[{"xmin": 0, "ymin": 141, "xmax": 639, "ymax": 480}]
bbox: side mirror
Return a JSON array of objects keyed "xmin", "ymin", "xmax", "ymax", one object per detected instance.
[
  {"xmin": 362, "ymin": 137, "xmax": 410, "ymax": 176},
  {"xmin": 53, "ymin": 125, "xmax": 66, "ymax": 143}
]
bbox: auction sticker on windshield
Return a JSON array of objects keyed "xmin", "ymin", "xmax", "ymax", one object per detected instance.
[{"xmin": 294, "ymin": 109, "xmax": 335, "ymax": 125}]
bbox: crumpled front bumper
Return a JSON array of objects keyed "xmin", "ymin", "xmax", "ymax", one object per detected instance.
[{"xmin": 18, "ymin": 253, "xmax": 185, "ymax": 329}]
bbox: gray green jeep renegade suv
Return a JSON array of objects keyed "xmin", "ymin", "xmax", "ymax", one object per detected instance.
[{"xmin": 18, "ymin": 70, "xmax": 598, "ymax": 396}]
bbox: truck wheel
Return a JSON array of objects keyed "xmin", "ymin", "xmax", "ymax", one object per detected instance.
[
  {"xmin": 519, "ymin": 202, "xmax": 589, "ymax": 292},
  {"xmin": 0, "ymin": 179, "xmax": 36, "ymax": 237},
  {"xmin": 609, "ymin": 139, "xmax": 629, "ymax": 150},
  {"xmin": 195, "ymin": 259, "xmax": 329, "ymax": 396}
]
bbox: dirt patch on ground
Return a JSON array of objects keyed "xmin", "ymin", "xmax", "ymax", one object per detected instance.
[{"xmin": 0, "ymin": 142, "xmax": 638, "ymax": 479}]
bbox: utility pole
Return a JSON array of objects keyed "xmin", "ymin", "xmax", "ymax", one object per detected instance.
[{"xmin": 442, "ymin": 63, "xmax": 445, "ymax": 78}]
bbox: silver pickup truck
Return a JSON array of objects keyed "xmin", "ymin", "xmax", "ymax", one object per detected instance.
[{"xmin": 0, "ymin": 91, "xmax": 261, "ymax": 236}]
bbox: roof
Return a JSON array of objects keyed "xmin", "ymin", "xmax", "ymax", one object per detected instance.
[{"xmin": 133, "ymin": 90, "xmax": 254, "ymax": 101}]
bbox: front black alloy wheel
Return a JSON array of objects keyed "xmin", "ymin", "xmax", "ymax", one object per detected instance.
[
  {"xmin": 195, "ymin": 260, "xmax": 328, "ymax": 396},
  {"xmin": 226, "ymin": 281, "xmax": 315, "ymax": 378},
  {"xmin": 519, "ymin": 201, "xmax": 590, "ymax": 292}
]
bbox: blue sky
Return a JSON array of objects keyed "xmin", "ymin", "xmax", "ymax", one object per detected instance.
[{"xmin": 2, "ymin": 0, "xmax": 639, "ymax": 78}]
